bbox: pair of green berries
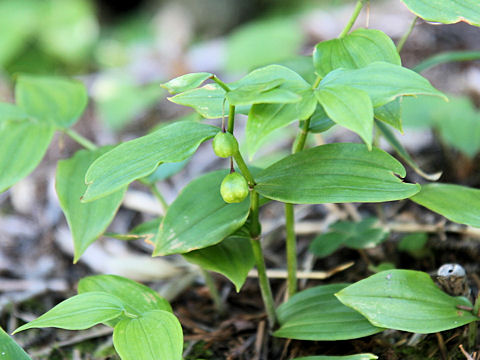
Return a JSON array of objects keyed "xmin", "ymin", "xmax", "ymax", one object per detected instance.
[{"xmin": 212, "ymin": 131, "xmax": 249, "ymax": 204}]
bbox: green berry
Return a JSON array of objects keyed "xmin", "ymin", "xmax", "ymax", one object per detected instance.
[
  {"xmin": 220, "ymin": 172, "xmax": 249, "ymax": 203},
  {"xmin": 212, "ymin": 131, "xmax": 238, "ymax": 158}
]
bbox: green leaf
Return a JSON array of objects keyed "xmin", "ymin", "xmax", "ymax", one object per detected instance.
[
  {"xmin": 168, "ymin": 84, "xmax": 227, "ymax": 119},
  {"xmin": 0, "ymin": 119, "xmax": 55, "ymax": 193},
  {"xmin": 16, "ymin": 74, "xmax": 88, "ymax": 128},
  {"xmin": 56, "ymin": 148, "xmax": 126, "ymax": 262},
  {"xmin": 83, "ymin": 122, "xmax": 218, "ymax": 201},
  {"xmin": 310, "ymin": 218, "xmax": 388, "ymax": 258},
  {"xmin": 154, "ymin": 170, "xmax": 250, "ymax": 256},
  {"xmin": 247, "ymin": 89, "xmax": 316, "ymax": 157},
  {"xmin": 315, "ymin": 85, "xmax": 373, "ymax": 148},
  {"xmin": 374, "ymin": 99, "xmax": 402, "ymax": 132},
  {"xmin": 226, "ymin": 18, "xmax": 304, "ymax": 72},
  {"xmin": 13, "ymin": 292, "xmax": 125, "ymax": 334},
  {"xmin": 255, "ymin": 143, "xmax": 420, "ymax": 204},
  {"xmin": 113, "ymin": 310, "xmax": 183, "ymax": 360},
  {"xmin": 226, "ymin": 80, "xmax": 301, "ymax": 106},
  {"xmin": 413, "ymin": 50, "xmax": 480, "ymax": 73},
  {"xmin": 306, "ymin": 105, "xmax": 335, "ymax": 133},
  {"xmin": 0, "ymin": 103, "xmax": 30, "ymax": 123},
  {"xmin": 320, "ymin": 62, "xmax": 447, "ymax": 107},
  {"xmin": 375, "ymin": 120, "xmax": 442, "ymax": 180},
  {"xmin": 0, "ymin": 327, "xmax": 32, "ymax": 359},
  {"xmin": 183, "ymin": 235, "xmax": 255, "ymax": 292},
  {"xmin": 241, "ymin": 65, "xmax": 317, "ymax": 156},
  {"xmin": 398, "ymin": 233, "xmax": 429, "ymax": 256},
  {"xmin": 313, "ymin": 28, "xmax": 400, "ymax": 77},
  {"xmin": 411, "ymin": 183, "xmax": 480, "ymax": 228},
  {"xmin": 274, "ymin": 284, "xmax": 383, "ymax": 340},
  {"xmin": 293, "ymin": 355, "xmax": 378, "ymax": 360},
  {"xmin": 78, "ymin": 274, "xmax": 172, "ymax": 327},
  {"xmin": 161, "ymin": 72, "xmax": 213, "ymax": 94},
  {"xmin": 336, "ymin": 270, "xmax": 478, "ymax": 333},
  {"xmin": 401, "ymin": 0, "xmax": 480, "ymax": 27}
]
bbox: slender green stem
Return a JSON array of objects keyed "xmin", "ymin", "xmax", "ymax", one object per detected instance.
[
  {"xmin": 338, "ymin": 0, "xmax": 366, "ymax": 38},
  {"xmin": 284, "ymin": 117, "xmax": 312, "ymax": 298},
  {"xmin": 250, "ymin": 238, "xmax": 277, "ymax": 328},
  {"xmin": 285, "ymin": 203, "xmax": 297, "ymax": 297},
  {"xmin": 397, "ymin": 16, "xmax": 417, "ymax": 53},
  {"xmin": 293, "ymin": 118, "xmax": 311, "ymax": 153},
  {"xmin": 201, "ymin": 268, "xmax": 226, "ymax": 314},
  {"xmin": 227, "ymin": 105, "xmax": 236, "ymax": 133},
  {"xmin": 64, "ymin": 128, "xmax": 97, "ymax": 151},
  {"xmin": 413, "ymin": 50, "xmax": 480, "ymax": 73},
  {"xmin": 211, "ymin": 75, "xmax": 231, "ymax": 92},
  {"xmin": 233, "ymin": 151, "xmax": 255, "ymax": 188},
  {"xmin": 148, "ymin": 183, "xmax": 168, "ymax": 212},
  {"xmin": 312, "ymin": 75, "xmax": 322, "ymax": 89},
  {"xmin": 250, "ymin": 191, "xmax": 261, "ymax": 238},
  {"xmin": 468, "ymin": 292, "xmax": 480, "ymax": 349}
]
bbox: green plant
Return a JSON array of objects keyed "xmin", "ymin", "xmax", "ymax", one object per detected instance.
[{"xmin": 2, "ymin": 0, "xmax": 480, "ymax": 359}]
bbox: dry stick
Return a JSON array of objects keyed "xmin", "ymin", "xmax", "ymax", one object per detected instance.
[
  {"xmin": 436, "ymin": 332, "xmax": 448, "ymax": 360},
  {"xmin": 248, "ymin": 261, "xmax": 354, "ymax": 280},
  {"xmin": 459, "ymin": 344, "xmax": 476, "ymax": 360}
]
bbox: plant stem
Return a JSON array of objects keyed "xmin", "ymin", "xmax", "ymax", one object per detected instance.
[
  {"xmin": 250, "ymin": 238, "xmax": 277, "ymax": 328},
  {"xmin": 312, "ymin": 75, "xmax": 322, "ymax": 89},
  {"xmin": 284, "ymin": 117, "xmax": 312, "ymax": 298},
  {"xmin": 201, "ymin": 268, "xmax": 226, "ymax": 315},
  {"xmin": 227, "ymin": 105, "xmax": 236, "ymax": 133},
  {"xmin": 338, "ymin": 0, "xmax": 366, "ymax": 38},
  {"xmin": 148, "ymin": 183, "xmax": 168, "ymax": 213},
  {"xmin": 468, "ymin": 292, "xmax": 480, "ymax": 349},
  {"xmin": 64, "ymin": 128, "xmax": 97, "ymax": 151},
  {"xmin": 233, "ymin": 151, "xmax": 255, "ymax": 188},
  {"xmin": 397, "ymin": 16, "xmax": 417, "ymax": 52},
  {"xmin": 211, "ymin": 75, "xmax": 231, "ymax": 92},
  {"xmin": 285, "ymin": 203, "xmax": 297, "ymax": 297}
]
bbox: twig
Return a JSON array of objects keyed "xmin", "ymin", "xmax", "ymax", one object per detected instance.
[
  {"xmin": 436, "ymin": 332, "xmax": 448, "ymax": 360},
  {"xmin": 459, "ymin": 344, "xmax": 475, "ymax": 360},
  {"xmin": 248, "ymin": 262, "xmax": 354, "ymax": 280}
]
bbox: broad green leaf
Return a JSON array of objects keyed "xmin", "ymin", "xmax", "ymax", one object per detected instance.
[
  {"xmin": 336, "ymin": 270, "xmax": 478, "ymax": 333},
  {"xmin": 375, "ymin": 120, "xmax": 442, "ymax": 180},
  {"xmin": 255, "ymin": 143, "xmax": 420, "ymax": 204},
  {"xmin": 226, "ymin": 82, "xmax": 301, "ymax": 106},
  {"xmin": 247, "ymin": 89, "xmax": 316, "ymax": 157},
  {"xmin": 183, "ymin": 236, "xmax": 255, "ymax": 292},
  {"xmin": 56, "ymin": 148, "xmax": 126, "ymax": 262},
  {"xmin": 78, "ymin": 274, "xmax": 172, "ymax": 327},
  {"xmin": 0, "ymin": 327, "xmax": 32, "ymax": 360},
  {"xmin": 320, "ymin": 62, "xmax": 447, "ymax": 107},
  {"xmin": 153, "ymin": 171, "xmax": 250, "ymax": 256},
  {"xmin": 16, "ymin": 74, "xmax": 88, "ymax": 128},
  {"xmin": 401, "ymin": 0, "xmax": 480, "ymax": 27},
  {"xmin": 83, "ymin": 122, "xmax": 218, "ymax": 201},
  {"xmin": 294, "ymin": 355, "xmax": 378, "ymax": 360},
  {"xmin": 113, "ymin": 310, "xmax": 183, "ymax": 360},
  {"xmin": 0, "ymin": 119, "xmax": 55, "ymax": 193},
  {"xmin": 168, "ymin": 84, "xmax": 227, "ymax": 119},
  {"xmin": 315, "ymin": 85, "xmax": 373, "ymax": 148},
  {"xmin": 433, "ymin": 97, "xmax": 480, "ymax": 158},
  {"xmin": 411, "ymin": 184, "xmax": 480, "ymax": 228},
  {"xmin": 226, "ymin": 18, "xmax": 304, "ymax": 72},
  {"xmin": 274, "ymin": 284, "xmax": 383, "ymax": 340},
  {"xmin": 13, "ymin": 292, "xmax": 125, "ymax": 334},
  {"xmin": 278, "ymin": 55, "xmax": 317, "ymax": 84},
  {"xmin": 0, "ymin": 103, "xmax": 30, "ymax": 123},
  {"xmin": 313, "ymin": 28, "xmax": 400, "ymax": 77},
  {"xmin": 310, "ymin": 218, "xmax": 388, "ymax": 258},
  {"xmin": 374, "ymin": 99, "xmax": 402, "ymax": 132},
  {"xmin": 161, "ymin": 72, "xmax": 213, "ymax": 94}
]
